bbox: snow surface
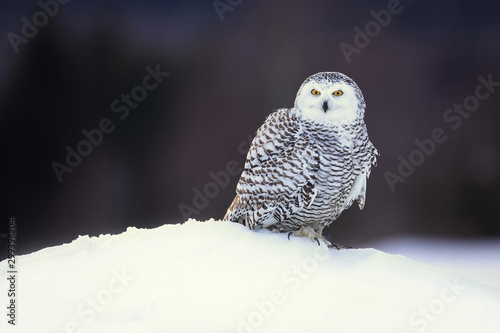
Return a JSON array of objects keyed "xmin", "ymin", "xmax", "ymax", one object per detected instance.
[
  {"xmin": 1, "ymin": 219, "xmax": 500, "ymax": 333},
  {"xmin": 367, "ymin": 236, "xmax": 500, "ymax": 290}
]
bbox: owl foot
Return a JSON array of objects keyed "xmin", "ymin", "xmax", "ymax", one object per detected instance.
[
  {"xmin": 322, "ymin": 235, "xmax": 345, "ymax": 250},
  {"xmin": 288, "ymin": 232, "xmax": 321, "ymax": 246},
  {"xmin": 323, "ymin": 235, "xmax": 353, "ymax": 250},
  {"xmin": 287, "ymin": 226, "xmax": 332, "ymax": 247}
]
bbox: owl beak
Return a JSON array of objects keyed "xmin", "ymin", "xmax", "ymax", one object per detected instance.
[{"xmin": 322, "ymin": 100, "xmax": 329, "ymax": 112}]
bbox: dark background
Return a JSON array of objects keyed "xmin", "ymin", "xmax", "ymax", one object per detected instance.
[{"xmin": 0, "ymin": 0, "xmax": 499, "ymax": 258}]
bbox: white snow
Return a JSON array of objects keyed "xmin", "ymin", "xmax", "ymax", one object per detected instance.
[
  {"xmin": 367, "ymin": 236, "xmax": 500, "ymax": 290},
  {"xmin": 1, "ymin": 219, "xmax": 500, "ymax": 333}
]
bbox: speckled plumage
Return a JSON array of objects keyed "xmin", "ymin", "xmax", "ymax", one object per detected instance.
[{"xmin": 224, "ymin": 72, "xmax": 378, "ymax": 241}]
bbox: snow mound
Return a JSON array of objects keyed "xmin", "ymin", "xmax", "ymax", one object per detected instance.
[{"xmin": 1, "ymin": 219, "xmax": 500, "ymax": 333}]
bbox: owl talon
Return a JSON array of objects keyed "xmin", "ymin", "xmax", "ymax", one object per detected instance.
[
  {"xmin": 323, "ymin": 235, "xmax": 339, "ymax": 249},
  {"xmin": 329, "ymin": 242, "xmax": 353, "ymax": 250},
  {"xmin": 288, "ymin": 226, "xmax": 332, "ymax": 247}
]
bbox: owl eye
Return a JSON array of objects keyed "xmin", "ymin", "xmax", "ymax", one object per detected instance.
[
  {"xmin": 333, "ymin": 90, "xmax": 343, "ymax": 96},
  {"xmin": 311, "ymin": 89, "xmax": 321, "ymax": 96}
]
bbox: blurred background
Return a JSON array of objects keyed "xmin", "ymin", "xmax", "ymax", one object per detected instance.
[{"xmin": 0, "ymin": 0, "xmax": 499, "ymax": 258}]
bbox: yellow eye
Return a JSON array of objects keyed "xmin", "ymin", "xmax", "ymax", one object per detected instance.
[
  {"xmin": 333, "ymin": 90, "xmax": 343, "ymax": 96},
  {"xmin": 311, "ymin": 89, "xmax": 321, "ymax": 95}
]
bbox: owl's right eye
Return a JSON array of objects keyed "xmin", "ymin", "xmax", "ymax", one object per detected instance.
[{"xmin": 311, "ymin": 89, "xmax": 321, "ymax": 96}]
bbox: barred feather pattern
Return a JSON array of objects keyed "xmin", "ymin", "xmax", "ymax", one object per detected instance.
[{"xmin": 224, "ymin": 107, "xmax": 377, "ymax": 233}]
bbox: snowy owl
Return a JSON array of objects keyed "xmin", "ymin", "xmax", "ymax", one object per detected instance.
[{"xmin": 223, "ymin": 72, "xmax": 378, "ymax": 247}]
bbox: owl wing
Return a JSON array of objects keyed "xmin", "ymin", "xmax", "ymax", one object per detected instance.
[
  {"xmin": 346, "ymin": 120, "xmax": 379, "ymax": 210},
  {"xmin": 224, "ymin": 109, "xmax": 319, "ymax": 229}
]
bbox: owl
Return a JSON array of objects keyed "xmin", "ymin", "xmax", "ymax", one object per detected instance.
[{"xmin": 223, "ymin": 72, "xmax": 378, "ymax": 247}]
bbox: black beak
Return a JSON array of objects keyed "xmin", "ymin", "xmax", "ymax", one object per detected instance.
[{"xmin": 322, "ymin": 101, "xmax": 329, "ymax": 112}]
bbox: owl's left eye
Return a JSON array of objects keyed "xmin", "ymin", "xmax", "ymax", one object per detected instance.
[
  {"xmin": 333, "ymin": 90, "xmax": 343, "ymax": 96},
  {"xmin": 311, "ymin": 89, "xmax": 321, "ymax": 96}
]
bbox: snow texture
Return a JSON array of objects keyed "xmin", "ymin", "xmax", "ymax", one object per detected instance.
[
  {"xmin": 368, "ymin": 236, "xmax": 500, "ymax": 290},
  {"xmin": 1, "ymin": 219, "xmax": 500, "ymax": 333}
]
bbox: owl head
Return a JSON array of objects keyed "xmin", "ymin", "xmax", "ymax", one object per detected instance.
[{"xmin": 294, "ymin": 72, "xmax": 366, "ymax": 125}]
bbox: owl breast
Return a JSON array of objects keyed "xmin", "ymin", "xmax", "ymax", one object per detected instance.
[{"xmin": 273, "ymin": 119, "xmax": 357, "ymax": 232}]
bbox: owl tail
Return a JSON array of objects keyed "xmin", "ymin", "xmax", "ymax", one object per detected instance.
[
  {"xmin": 224, "ymin": 195, "xmax": 260, "ymax": 230},
  {"xmin": 223, "ymin": 194, "xmax": 243, "ymax": 222}
]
